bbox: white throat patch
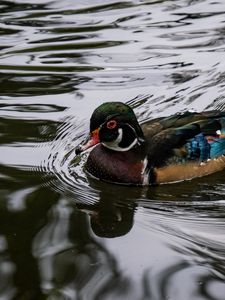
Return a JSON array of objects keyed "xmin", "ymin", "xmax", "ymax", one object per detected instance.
[{"xmin": 102, "ymin": 128, "xmax": 138, "ymax": 152}]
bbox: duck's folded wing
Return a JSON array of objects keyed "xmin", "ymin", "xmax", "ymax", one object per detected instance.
[
  {"xmin": 147, "ymin": 118, "xmax": 225, "ymax": 167},
  {"xmin": 147, "ymin": 123, "xmax": 200, "ymax": 166}
]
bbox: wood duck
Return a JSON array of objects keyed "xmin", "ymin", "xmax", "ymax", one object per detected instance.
[{"xmin": 75, "ymin": 102, "xmax": 225, "ymax": 185}]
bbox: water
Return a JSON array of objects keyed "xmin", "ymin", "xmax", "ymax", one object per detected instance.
[{"xmin": 1, "ymin": 0, "xmax": 225, "ymax": 299}]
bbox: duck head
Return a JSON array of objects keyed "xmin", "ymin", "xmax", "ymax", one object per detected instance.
[{"xmin": 76, "ymin": 102, "xmax": 145, "ymax": 154}]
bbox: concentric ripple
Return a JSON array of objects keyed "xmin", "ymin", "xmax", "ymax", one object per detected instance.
[{"xmin": 39, "ymin": 116, "xmax": 101, "ymax": 204}]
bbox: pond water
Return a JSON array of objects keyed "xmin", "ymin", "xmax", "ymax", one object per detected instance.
[{"xmin": 1, "ymin": 0, "xmax": 225, "ymax": 299}]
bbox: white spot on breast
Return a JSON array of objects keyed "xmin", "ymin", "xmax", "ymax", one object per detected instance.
[{"xmin": 142, "ymin": 156, "xmax": 149, "ymax": 185}]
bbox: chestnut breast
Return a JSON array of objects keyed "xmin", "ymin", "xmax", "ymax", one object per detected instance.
[{"xmin": 86, "ymin": 145, "xmax": 146, "ymax": 185}]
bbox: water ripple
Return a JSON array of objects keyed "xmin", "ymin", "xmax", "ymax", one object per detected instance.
[{"xmin": 1, "ymin": 1, "xmax": 225, "ymax": 299}]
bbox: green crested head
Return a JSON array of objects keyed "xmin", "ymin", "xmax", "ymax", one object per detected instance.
[
  {"xmin": 86, "ymin": 101, "xmax": 145, "ymax": 152},
  {"xmin": 75, "ymin": 101, "xmax": 145, "ymax": 155},
  {"xmin": 90, "ymin": 102, "xmax": 144, "ymax": 138}
]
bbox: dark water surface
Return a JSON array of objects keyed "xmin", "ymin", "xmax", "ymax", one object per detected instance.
[{"xmin": 1, "ymin": 0, "xmax": 225, "ymax": 299}]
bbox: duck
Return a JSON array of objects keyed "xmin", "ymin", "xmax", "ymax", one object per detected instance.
[{"xmin": 75, "ymin": 102, "xmax": 225, "ymax": 186}]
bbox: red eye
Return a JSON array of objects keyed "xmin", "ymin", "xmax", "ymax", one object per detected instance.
[{"xmin": 107, "ymin": 120, "xmax": 117, "ymax": 129}]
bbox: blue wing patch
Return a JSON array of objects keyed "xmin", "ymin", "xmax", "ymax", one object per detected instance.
[
  {"xmin": 186, "ymin": 132, "xmax": 225, "ymax": 162},
  {"xmin": 208, "ymin": 136, "xmax": 225, "ymax": 158},
  {"xmin": 186, "ymin": 133, "xmax": 210, "ymax": 161}
]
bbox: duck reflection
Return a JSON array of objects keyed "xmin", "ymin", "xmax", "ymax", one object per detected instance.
[
  {"xmin": 89, "ymin": 203, "xmax": 134, "ymax": 238},
  {"xmin": 32, "ymin": 183, "xmax": 137, "ymax": 299},
  {"xmin": 77, "ymin": 181, "xmax": 138, "ymax": 238},
  {"xmin": 33, "ymin": 199, "xmax": 132, "ymax": 299}
]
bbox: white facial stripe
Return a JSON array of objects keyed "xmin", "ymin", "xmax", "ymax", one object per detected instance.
[
  {"xmin": 102, "ymin": 128, "xmax": 123, "ymax": 150},
  {"xmin": 102, "ymin": 128, "xmax": 138, "ymax": 151}
]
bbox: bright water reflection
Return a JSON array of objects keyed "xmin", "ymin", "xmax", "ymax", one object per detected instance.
[{"xmin": 1, "ymin": 0, "xmax": 225, "ymax": 299}]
